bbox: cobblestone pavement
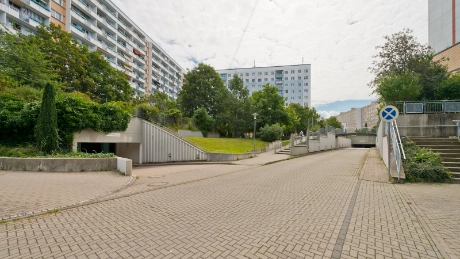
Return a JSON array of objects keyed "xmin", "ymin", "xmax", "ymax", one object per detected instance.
[
  {"xmin": 0, "ymin": 149, "xmax": 458, "ymax": 258},
  {"xmin": 0, "ymin": 171, "xmax": 130, "ymax": 220},
  {"xmin": 398, "ymin": 184, "xmax": 460, "ymax": 258}
]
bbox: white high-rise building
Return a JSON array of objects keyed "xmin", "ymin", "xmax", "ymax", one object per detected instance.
[
  {"xmin": 216, "ymin": 64, "xmax": 311, "ymax": 107},
  {"xmin": 0, "ymin": 0, "xmax": 184, "ymax": 99}
]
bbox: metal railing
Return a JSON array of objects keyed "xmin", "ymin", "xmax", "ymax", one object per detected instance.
[
  {"xmin": 393, "ymin": 100, "xmax": 460, "ymax": 114},
  {"xmin": 389, "ymin": 120, "xmax": 406, "ymax": 181}
]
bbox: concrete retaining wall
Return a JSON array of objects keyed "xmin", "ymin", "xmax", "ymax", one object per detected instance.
[
  {"xmin": 0, "ymin": 157, "xmax": 133, "ymax": 175},
  {"xmin": 337, "ymin": 137, "xmax": 352, "ymax": 148},
  {"xmin": 396, "ymin": 114, "xmax": 460, "ymax": 137},
  {"xmin": 207, "ymin": 153, "xmax": 254, "ymax": 161},
  {"xmin": 0, "ymin": 157, "xmax": 117, "ymax": 172},
  {"xmin": 178, "ymin": 130, "xmax": 203, "ymax": 138}
]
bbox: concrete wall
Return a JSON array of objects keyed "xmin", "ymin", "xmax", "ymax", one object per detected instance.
[
  {"xmin": 337, "ymin": 137, "xmax": 352, "ymax": 148},
  {"xmin": 207, "ymin": 153, "xmax": 255, "ymax": 161},
  {"xmin": 0, "ymin": 157, "xmax": 117, "ymax": 172},
  {"xmin": 73, "ymin": 118, "xmax": 143, "ymax": 150},
  {"xmin": 351, "ymin": 135, "xmax": 376, "ymax": 146},
  {"xmin": 178, "ymin": 130, "xmax": 203, "ymax": 138},
  {"xmin": 117, "ymin": 158, "xmax": 132, "ymax": 176},
  {"xmin": 116, "ymin": 143, "xmax": 140, "ymax": 164},
  {"xmin": 396, "ymin": 114, "xmax": 460, "ymax": 137}
]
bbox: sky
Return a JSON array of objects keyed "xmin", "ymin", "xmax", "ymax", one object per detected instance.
[{"xmin": 112, "ymin": 0, "xmax": 428, "ymax": 116}]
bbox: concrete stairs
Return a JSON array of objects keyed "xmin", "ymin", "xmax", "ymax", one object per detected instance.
[
  {"xmin": 277, "ymin": 147, "xmax": 290, "ymax": 155},
  {"xmin": 410, "ymin": 137, "xmax": 460, "ymax": 182}
]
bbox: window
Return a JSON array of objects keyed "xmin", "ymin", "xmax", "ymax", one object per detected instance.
[
  {"xmin": 298, "ymin": 90, "xmax": 301, "ymax": 93},
  {"xmin": 271, "ymin": 71, "xmax": 274, "ymax": 75},
  {"xmin": 264, "ymin": 78, "xmax": 268, "ymax": 81},
  {"xmin": 245, "ymin": 79, "xmax": 249, "ymax": 82},
  {"xmin": 51, "ymin": 9, "xmax": 62, "ymax": 21},
  {"xmin": 285, "ymin": 97, "xmax": 288, "ymax": 101},
  {"xmin": 304, "ymin": 76, "xmax": 308, "ymax": 79},
  {"xmin": 286, "ymin": 103, "xmax": 288, "ymax": 106},
  {"xmin": 271, "ymin": 78, "xmax": 274, "ymax": 81},
  {"xmin": 298, "ymin": 96, "xmax": 301, "ymax": 99},
  {"xmin": 291, "ymin": 97, "xmax": 295, "ymax": 100},
  {"xmin": 284, "ymin": 77, "xmax": 288, "ymax": 80},
  {"xmin": 304, "ymin": 96, "xmax": 309, "ymax": 99},
  {"xmin": 252, "ymin": 85, "xmax": 255, "ymax": 88},
  {"xmin": 291, "ymin": 70, "xmax": 295, "ymax": 73},
  {"xmin": 298, "ymin": 70, "xmax": 301, "ymax": 73},
  {"xmin": 291, "ymin": 90, "xmax": 294, "ymax": 93},
  {"xmin": 258, "ymin": 72, "xmax": 262, "ymax": 75},
  {"xmin": 298, "ymin": 83, "xmax": 301, "ymax": 86},
  {"xmin": 258, "ymin": 79, "xmax": 261, "ymax": 82},
  {"xmin": 240, "ymin": 73, "xmax": 243, "ymax": 76},
  {"xmin": 298, "ymin": 76, "xmax": 301, "ymax": 80},
  {"xmin": 291, "ymin": 83, "xmax": 294, "ymax": 86},
  {"xmin": 304, "ymin": 89, "xmax": 308, "ymax": 92},
  {"xmin": 53, "ymin": 0, "xmax": 62, "ymax": 5},
  {"xmin": 304, "ymin": 83, "xmax": 309, "ymax": 86},
  {"xmin": 252, "ymin": 79, "xmax": 255, "ymax": 82},
  {"xmin": 246, "ymin": 73, "xmax": 249, "ymax": 76},
  {"xmin": 285, "ymin": 90, "xmax": 288, "ymax": 93},
  {"xmin": 252, "ymin": 72, "xmax": 255, "ymax": 76},
  {"xmin": 305, "ymin": 69, "xmax": 309, "ymax": 73},
  {"xmin": 284, "ymin": 71, "xmax": 288, "ymax": 74},
  {"xmin": 264, "ymin": 72, "xmax": 268, "ymax": 75},
  {"xmin": 228, "ymin": 74, "xmax": 231, "ymax": 77},
  {"xmin": 285, "ymin": 84, "xmax": 288, "ymax": 86}
]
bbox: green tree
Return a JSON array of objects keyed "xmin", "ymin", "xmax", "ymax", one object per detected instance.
[
  {"xmin": 35, "ymin": 82, "xmax": 59, "ymax": 154},
  {"xmin": 31, "ymin": 24, "xmax": 89, "ymax": 92},
  {"xmin": 286, "ymin": 103, "xmax": 321, "ymax": 133},
  {"xmin": 376, "ymin": 72, "xmax": 421, "ymax": 102},
  {"xmin": 259, "ymin": 123, "xmax": 284, "ymax": 142},
  {"xmin": 251, "ymin": 84, "xmax": 289, "ymax": 129},
  {"xmin": 436, "ymin": 73, "xmax": 460, "ymax": 100},
  {"xmin": 215, "ymin": 74, "xmax": 252, "ymax": 137},
  {"xmin": 178, "ymin": 63, "xmax": 228, "ymax": 118},
  {"xmin": 325, "ymin": 116, "xmax": 342, "ymax": 129},
  {"xmin": 193, "ymin": 107, "xmax": 214, "ymax": 137},
  {"xmin": 85, "ymin": 51, "xmax": 134, "ymax": 102},
  {"xmin": 148, "ymin": 92, "xmax": 177, "ymax": 112},
  {"xmin": 0, "ymin": 30, "xmax": 56, "ymax": 87}
]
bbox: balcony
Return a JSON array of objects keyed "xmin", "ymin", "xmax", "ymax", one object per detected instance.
[
  {"xmin": 29, "ymin": 0, "xmax": 50, "ymax": 17},
  {"xmin": 73, "ymin": 0, "xmax": 92, "ymax": 14},
  {"xmin": 71, "ymin": 9, "xmax": 93, "ymax": 28},
  {"xmin": 71, "ymin": 24, "xmax": 94, "ymax": 43}
]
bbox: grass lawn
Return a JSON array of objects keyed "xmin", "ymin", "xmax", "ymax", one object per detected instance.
[{"xmin": 184, "ymin": 137, "xmax": 269, "ymax": 154}]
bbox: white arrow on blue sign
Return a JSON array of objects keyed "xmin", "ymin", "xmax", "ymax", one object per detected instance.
[{"xmin": 380, "ymin": 105, "xmax": 399, "ymax": 122}]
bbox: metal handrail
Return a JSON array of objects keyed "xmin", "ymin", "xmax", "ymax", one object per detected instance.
[
  {"xmin": 390, "ymin": 121, "xmax": 405, "ymax": 181},
  {"xmin": 393, "ymin": 100, "xmax": 460, "ymax": 114}
]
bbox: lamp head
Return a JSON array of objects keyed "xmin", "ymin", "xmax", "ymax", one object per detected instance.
[{"xmin": 252, "ymin": 113, "xmax": 258, "ymax": 119}]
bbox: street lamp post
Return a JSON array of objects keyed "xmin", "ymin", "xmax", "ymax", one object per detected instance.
[{"xmin": 252, "ymin": 113, "xmax": 258, "ymax": 153}]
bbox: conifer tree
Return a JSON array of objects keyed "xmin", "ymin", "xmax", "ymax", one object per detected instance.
[{"xmin": 35, "ymin": 82, "xmax": 59, "ymax": 154}]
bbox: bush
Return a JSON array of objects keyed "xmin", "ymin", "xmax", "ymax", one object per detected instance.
[
  {"xmin": 259, "ymin": 123, "xmax": 284, "ymax": 142},
  {"xmin": 403, "ymin": 141, "xmax": 452, "ymax": 182},
  {"xmin": 35, "ymin": 82, "xmax": 59, "ymax": 154},
  {"xmin": 193, "ymin": 107, "xmax": 214, "ymax": 137}
]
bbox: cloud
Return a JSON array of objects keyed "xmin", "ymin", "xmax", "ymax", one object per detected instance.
[
  {"xmin": 112, "ymin": 0, "xmax": 427, "ymax": 104},
  {"xmin": 317, "ymin": 110, "xmax": 340, "ymax": 119}
]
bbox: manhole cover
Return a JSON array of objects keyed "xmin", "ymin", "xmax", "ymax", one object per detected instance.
[
  {"xmin": 148, "ymin": 182, "xmax": 168, "ymax": 186},
  {"xmin": 148, "ymin": 175, "xmax": 164, "ymax": 178}
]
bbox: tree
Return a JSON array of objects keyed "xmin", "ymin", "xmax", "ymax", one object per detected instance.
[
  {"xmin": 369, "ymin": 28, "xmax": 430, "ymax": 89},
  {"xmin": 178, "ymin": 63, "xmax": 228, "ymax": 118},
  {"xmin": 85, "ymin": 51, "xmax": 134, "ymax": 102},
  {"xmin": 0, "ymin": 30, "xmax": 56, "ymax": 87},
  {"xmin": 375, "ymin": 72, "xmax": 421, "ymax": 102},
  {"xmin": 35, "ymin": 82, "xmax": 59, "ymax": 154},
  {"xmin": 325, "ymin": 116, "xmax": 342, "ymax": 129},
  {"xmin": 435, "ymin": 73, "xmax": 460, "ymax": 100},
  {"xmin": 215, "ymin": 74, "xmax": 252, "ymax": 137},
  {"xmin": 31, "ymin": 24, "xmax": 89, "ymax": 92},
  {"xmin": 369, "ymin": 28, "xmax": 450, "ymax": 101},
  {"xmin": 148, "ymin": 92, "xmax": 177, "ymax": 112},
  {"xmin": 286, "ymin": 103, "xmax": 321, "ymax": 134},
  {"xmin": 259, "ymin": 123, "xmax": 284, "ymax": 142},
  {"xmin": 193, "ymin": 107, "xmax": 214, "ymax": 137},
  {"xmin": 251, "ymin": 84, "xmax": 289, "ymax": 129}
]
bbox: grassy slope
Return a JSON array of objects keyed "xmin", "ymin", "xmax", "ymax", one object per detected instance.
[{"xmin": 184, "ymin": 137, "xmax": 269, "ymax": 154}]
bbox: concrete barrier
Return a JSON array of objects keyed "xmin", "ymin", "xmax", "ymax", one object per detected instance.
[
  {"xmin": 117, "ymin": 157, "xmax": 132, "ymax": 176},
  {"xmin": 0, "ymin": 157, "xmax": 119, "ymax": 172}
]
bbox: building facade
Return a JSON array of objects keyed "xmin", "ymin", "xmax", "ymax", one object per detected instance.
[
  {"xmin": 335, "ymin": 101, "xmax": 379, "ymax": 132},
  {"xmin": 216, "ymin": 64, "xmax": 311, "ymax": 107},
  {"xmin": 429, "ymin": 0, "xmax": 460, "ymax": 72},
  {"xmin": 0, "ymin": 0, "xmax": 184, "ymax": 98}
]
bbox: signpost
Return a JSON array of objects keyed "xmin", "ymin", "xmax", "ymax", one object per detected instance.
[{"xmin": 380, "ymin": 105, "xmax": 399, "ymax": 182}]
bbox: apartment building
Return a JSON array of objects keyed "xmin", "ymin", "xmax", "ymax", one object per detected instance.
[
  {"xmin": 216, "ymin": 64, "xmax": 311, "ymax": 107},
  {"xmin": 429, "ymin": 0, "xmax": 460, "ymax": 72},
  {"xmin": 335, "ymin": 101, "xmax": 379, "ymax": 132},
  {"xmin": 0, "ymin": 0, "xmax": 184, "ymax": 99}
]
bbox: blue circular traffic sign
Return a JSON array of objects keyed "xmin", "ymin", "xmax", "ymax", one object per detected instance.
[{"xmin": 380, "ymin": 105, "xmax": 399, "ymax": 122}]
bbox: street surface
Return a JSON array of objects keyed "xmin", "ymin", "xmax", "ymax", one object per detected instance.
[{"xmin": 1, "ymin": 148, "xmax": 459, "ymax": 258}]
